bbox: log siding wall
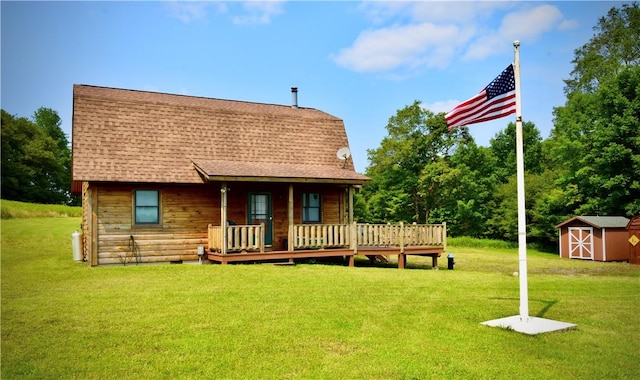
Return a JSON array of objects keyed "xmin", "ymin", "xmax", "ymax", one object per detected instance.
[
  {"xmin": 84, "ymin": 182, "xmax": 348, "ymax": 265},
  {"xmin": 88, "ymin": 184, "xmax": 217, "ymax": 265}
]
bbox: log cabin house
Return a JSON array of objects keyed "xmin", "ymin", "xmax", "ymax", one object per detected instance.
[{"xmin": 71, "ymin": 85, "xmax": 446, "ymax": 267}]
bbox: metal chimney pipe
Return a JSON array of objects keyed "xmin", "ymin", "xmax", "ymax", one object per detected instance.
[{"xmin": 291, "ymin": 87, "xmax": 298, "ymax": 109}]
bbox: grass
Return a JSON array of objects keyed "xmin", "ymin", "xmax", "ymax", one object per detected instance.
[
  {"xmin": 448, "ymin": 236, "xmax": 518, "ymax": 249},
  {"xmin": 0, "ymin": 199, "xmax": 82, "ymax": 219},
  {"xmin": 2, "ymin": 215, "xmax": 639, "ymax": 379}
]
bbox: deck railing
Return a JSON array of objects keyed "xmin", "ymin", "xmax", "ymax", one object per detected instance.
[
  {"xmin": 208, "ymin": 223, "xmax": 265, "ymax": 254},
  {"xmin": 291, "ymin": 224, "xmax": 351, "ymax": 249},
  {"xmin": 357, "ymin": 222, "xmax": 446, "ymax": 250},
  {"xmin": 209, "ymin": 222, "xmax": 446, "ymax": 254},
  {"xmin": 290, "ymin": 222, "xmax": 446, "ymax": 251}
]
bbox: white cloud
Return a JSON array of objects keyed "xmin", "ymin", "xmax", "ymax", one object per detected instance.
[
  {"xmin": 500, "ymin": 5, "xmax": 563, "ymax": 41},
  {"xmin": 357, "ymin": 1, "xmax": 413, "ymax": 24},
  {"xmin": 558, "ymin": 18, "xmax": 579, "ymax": 31},
  {"xmin": 332, "ymin": 22, "xmax": 474, "ymax": 73},
  {"xmin": 165, "ymin": 1, "xmax": 284, "ymax": 26},
  {"xmin": 335, "ymin": 3, "xmax": 574, "ymax": 74},
  {"xmin": 422, "ymin": 100, "xmax": 461, "ymax": 114},
  {"xmin": 165, "ymin": 2, "xmax": 225, "ymax": 24},
  {"xmin": 463, "ymin": 5, "xmax": 565, "ymax": 60},
  {"xmin": 411, "ymin": 1, "xmax": 512, "ymax": 24},
  {"xmin": 232, "ymin": 1, "xmax": 284, "ymax": 25}
]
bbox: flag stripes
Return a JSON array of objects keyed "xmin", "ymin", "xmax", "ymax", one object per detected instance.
[{"xmin": 446, "ymin": 64, "xmax": 516, "ymax": 130}]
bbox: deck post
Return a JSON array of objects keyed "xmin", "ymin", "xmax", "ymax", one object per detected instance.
[
  {"xmin": 442, "ymin": 222, "xmax": 447, "ymax": 251},
  {"xmin": 399, "ymin": 221, "xmax": 405, "ymax": 254},
  {"xmin": 221, "ymin": 183, "xmax": 228, "ymax": 255},
  {"xmin": 259, "ymin": 223, "xmax": 265, "ymax": 252},
  {"xmin": 348, "ymin": 186, "xmax": 354, "ymax": 225},
  {"xmin": 288, "ymin": 184, "xmax": 294, "ymax": 252}
]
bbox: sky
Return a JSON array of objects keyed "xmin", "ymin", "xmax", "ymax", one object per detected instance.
[{"xmin": 1, "ymin": 1, "xmax": 627, "ymax": 173}]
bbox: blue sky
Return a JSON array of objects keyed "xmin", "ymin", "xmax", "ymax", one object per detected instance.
[{"xmin": 1, "ymin": 1, "xmax": 626, "ymax": 172}]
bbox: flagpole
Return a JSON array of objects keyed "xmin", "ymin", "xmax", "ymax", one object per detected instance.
[
  {"xmin": 513, "ymin": 40, "xmax": 529, "ymax": 321},
  {"xmin": 482, "ymin": 42, "xmax": 576, "ymax": 334}
]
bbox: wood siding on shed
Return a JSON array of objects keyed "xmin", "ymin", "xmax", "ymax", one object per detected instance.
[
  {"xmin": 602, "ymin": 228, "xmax": 630, "ymax": 261},
  {"xmin": 628, "ymin": 216, "xmax": 640, "ymax": 264},
  {"xmin": 558, "ymin": 219, "xmax": 631, "ymax": 262}
]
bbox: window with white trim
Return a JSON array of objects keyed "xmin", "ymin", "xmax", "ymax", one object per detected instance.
[
  {"xmin": 302, "ymin": 192, "xmax": 321, "ymax": 223},
  {"xmin": 134, "ymin": 190, "xmax": 160, "ymax": 225}
]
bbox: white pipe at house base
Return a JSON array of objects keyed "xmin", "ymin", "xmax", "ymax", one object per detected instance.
[{"xmin": 72, "ymin": 230, "xmax": 83, "ymax": 261}]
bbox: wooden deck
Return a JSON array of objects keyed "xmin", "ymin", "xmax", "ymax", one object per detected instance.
[
  {"xmin": 207, "ymin": 222, "xmax": 446, "ymax": 269},
  {"xmin": 206, "ymin": 246, "xmax": 443, "ymax": 269},
  {"xmin": 207, "ymin": 223, "xmax": 447, "ymax": 269}
]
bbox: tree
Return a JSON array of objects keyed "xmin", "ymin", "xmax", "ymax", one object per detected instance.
[
  {"xmin": 361, "ymin": 101, "xmax": 466, "ymax": 223},
  {"xmin": 564, "ymin": 2, "xmax": 640, "ymax": 95},
  {"xmin": 1, "ymin": 108, "xmax": 72, "ymax": 204},
  {"xmin": 33, "ymin": 107, "xmax": 69, "ymax": 151},
  {"xmin": 489, "ymin": 121, "xmax": 544, "ymax": 183},
  {"xmin": 447, "ymin": 141, "xmax": 498, "ymax": 237},
  {"xmin": 551, "ymin": 63, "xmax": 640, "ymax": 217}
]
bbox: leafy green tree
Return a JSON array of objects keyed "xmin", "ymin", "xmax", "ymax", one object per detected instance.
[
  {"xmin": 489, "ymin": 121, "xmax": 544, "ymax": 182},
  {"xmin": 447, "ymin": 141, "xmax": 497, "ymax": 237},
  {"xmin": 564, "ymin": 2, "xmax": 640, "ymax": 95},
  {"xmin": 1, "ymin": 108, "xmax": 72, "ymax": 204},
  {"xmin": 33, "ymin": 107, "xmax": 69, "ymax": 151},
  {"xmin": 362, "ymin": 101, "xmax": 465, "ymax": 223},
  {"xmin": 551, "ymin": 66, "xmax": 640, "ymax": 216}
]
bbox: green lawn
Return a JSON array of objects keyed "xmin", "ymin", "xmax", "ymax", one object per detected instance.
[{"xmin": 2, "ymin": 217, "xmax": 639, "ymax": 379}]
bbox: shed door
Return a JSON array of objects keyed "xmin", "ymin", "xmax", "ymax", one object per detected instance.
[{"xmin": 568, "ymin": 227, "xmax": 594, "ymax": 260}]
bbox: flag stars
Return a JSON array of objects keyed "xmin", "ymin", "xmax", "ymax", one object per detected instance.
[{"xmin": 486, "ymin": 64, "xmax": 515, "ymax": 100}]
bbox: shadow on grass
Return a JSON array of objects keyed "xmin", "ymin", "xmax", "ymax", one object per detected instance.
[{"xmin": 489, "ymin": 297, "xmax": 559, "ymax": 318}]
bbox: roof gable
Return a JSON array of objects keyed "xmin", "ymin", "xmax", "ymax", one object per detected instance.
[
  {"xmin": 72, "ymin": 85, "xmax": 368, "ymax": 186},
  {"xmin": 555, "ymin": 216, "xmax": 630, "ymax": 229}
]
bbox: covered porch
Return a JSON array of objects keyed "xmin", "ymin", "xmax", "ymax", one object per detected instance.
[{"xmin": 203, "ymin": 180, "xmax": 446, "ymax": 269}]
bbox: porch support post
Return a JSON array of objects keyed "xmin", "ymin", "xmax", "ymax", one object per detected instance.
[
  {"xmin": 221, "ymin": 182, "xmax": 228, "ymax": 255},
  {"xmin": 348, "ymin": 186, "xmax": 357, "ymax": 254},
  {"xmin": 288, "ymin": 184, "xmax": 294, "ymax": 252},
  {"xmin": 89, "ymin": 185, "xmax": 98, "ymax": 266},
  {"xmin": 348, "ymin": 186, "xmax": 354, "ymax": 225}
]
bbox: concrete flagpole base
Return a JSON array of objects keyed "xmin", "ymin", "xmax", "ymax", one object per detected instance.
[{"xmin": 482, "ymin": 316, "xmax": 577, "ymax": 335}]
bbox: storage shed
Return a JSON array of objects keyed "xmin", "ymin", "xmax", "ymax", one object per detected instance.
[
  {"xmin": 627, "ymin": 216, "xmax": 640, "ymax": 265},
  {"xmin": 556, "ymin": 216, "xmax": 630, "ymax": 262}
]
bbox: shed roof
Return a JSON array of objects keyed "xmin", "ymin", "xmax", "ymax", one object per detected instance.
[
  {"xmin": 71, "ymin": 85, "xmax": 369, "ymax": 189},
  {"xmin": 555, "ymin": 216, "xmax": 630, "ymax": 229}
]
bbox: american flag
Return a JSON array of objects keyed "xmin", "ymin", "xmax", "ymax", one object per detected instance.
[{"xmin": 445, "ymin": 64, "xmax": 516, "ymax": 131}]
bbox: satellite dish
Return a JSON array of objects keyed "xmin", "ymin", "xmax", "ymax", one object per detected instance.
[
  {"xmin": 336, "ymin": 147, "xmax": 351, "ymax": 160},
  {"xmin": 336, "ymin": 147, "xmax": 351, "ymax": 168}
]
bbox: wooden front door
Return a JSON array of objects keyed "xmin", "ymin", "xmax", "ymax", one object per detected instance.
[
  {"xmin": 568, "ymin": 227, "xmax": 594, "ymax": 260},
  {"xmin": 248, "ymin": 192, "xmax": 272, "ymax": 246}
]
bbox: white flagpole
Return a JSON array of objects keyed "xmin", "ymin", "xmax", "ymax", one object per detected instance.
[
  {"xmin": 483, "ymin": 42, "xmax": 576, "ymax": 334},
  {"xmin": 513, "ymin": 40, "xmax": 529, "ymax": 321}
]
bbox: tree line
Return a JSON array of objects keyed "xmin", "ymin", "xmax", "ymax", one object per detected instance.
[
  {"xmin": 355, "ymin": 3, "xmax": 640, "ymax": 250},
  {"xmin": 1, "ymin": 107, "xmax": 76, "ymax": 205}
]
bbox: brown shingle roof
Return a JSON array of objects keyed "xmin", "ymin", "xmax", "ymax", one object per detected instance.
[
  {"xmin": 72, "ymin": 85, "xmax": 369, "ymax": 187},
  {"xmin": 192, "ymin": 160, "xmax": 369, "ymax": 184}
]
